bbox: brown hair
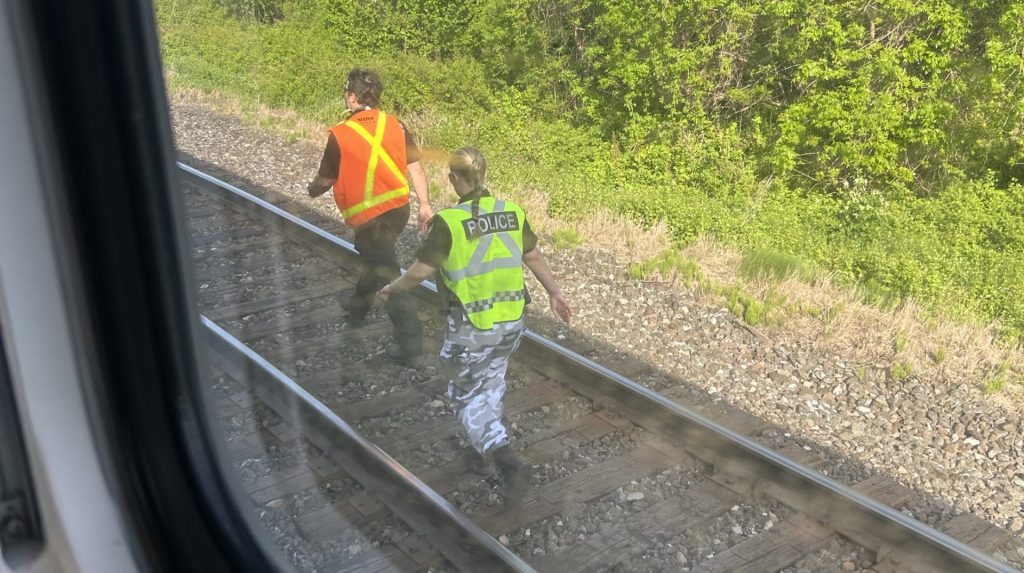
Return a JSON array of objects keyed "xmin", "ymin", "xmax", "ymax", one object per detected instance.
[{"xmin": 344, "ymin": 69, "xmax": 383, "ymax": 107}]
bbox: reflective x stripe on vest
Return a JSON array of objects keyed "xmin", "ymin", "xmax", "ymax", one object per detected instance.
[
  {"xmin": 341, "ymin": 113, "xmax": 408, "ymax": 219},
  {"xmin": 438, "ymin": 198, "xmax": 527, "ymax": 329},
  {"xmin": 331, "ymin": 110, "xmax": 409, "ymax": 226}
]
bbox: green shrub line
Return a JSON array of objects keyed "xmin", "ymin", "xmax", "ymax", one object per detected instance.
[{"xmin": 156, "ymin": 0, "xmax": 1024, "ymax": 347}]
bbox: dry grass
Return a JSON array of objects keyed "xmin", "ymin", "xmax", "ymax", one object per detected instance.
[
  {"xmin": 169, "ymin": 83, "xmax": 325, "ymax": 144},
  {"xmin": 684, "ymin": 236, "xmax": 1024, "ymax": 407}
]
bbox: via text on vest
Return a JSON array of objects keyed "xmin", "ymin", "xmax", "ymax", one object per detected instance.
[{"xmin": 461, "ymin": 211, "xmax": 520, "ymax": 238}]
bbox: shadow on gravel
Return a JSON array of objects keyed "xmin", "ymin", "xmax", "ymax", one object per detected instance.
[{"xmin": 179, "ymin": 152, "xmax": 1023, "ymax": 573}]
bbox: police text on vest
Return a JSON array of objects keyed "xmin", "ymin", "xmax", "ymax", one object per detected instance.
[{"xmin": 462, "ymin": 211, "xmax": 520, "ymax": 237}]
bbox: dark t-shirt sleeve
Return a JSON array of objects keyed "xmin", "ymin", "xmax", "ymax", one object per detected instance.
[
  {"xmin": 317, "ymin": 133, "xmax": 340, "ymax": 180},
  {"xmin": 415, "ymin": 216, "xmax": 451, "ymax": 268},
  {"xmin": 522, "ymin": 219, "xmax": 537, "ymax": 253},
  {"xmin": 399, "ymin": 120, "xmax": 422, "ymax": 164}
]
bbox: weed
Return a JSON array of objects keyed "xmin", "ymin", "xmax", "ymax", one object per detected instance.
[
  {"xmin": 894, "ymin": 330, "xmax": 908, "ymax": 353},
  {"xmin": 739, "ymin": 249, "xmax": 816, "ymax": 282},
  {"xmin": 983, "ymin": 376, "xmax": 1006, "ymax": 395},
  {"xmin": 860, "ymin": 278, "xmax": 900, "ymax": 309},
  {"xmin": 628, "ymin": 250, "xmax": 703, "ymax": 284},
  {"xmin": 891, "ymin": 361, "xmax": 913, "ymax": 382},
  {"xmin": 626, "ymin": 263, "xmax": 649, "ymax": 280},
  {"xmin": 551, "ymin": 227, "xmax": 583, "ymax": 250},
  {"xmin": 931, "ymin": 347, "xmax": 947, "ymax": 364},
  {"xmin": 744, "ymin": 299, "xmax": 768, "ymax": 325},
  {"xmin": 823, "ymin": 302, "xmax": 846, "ymax": 324}
]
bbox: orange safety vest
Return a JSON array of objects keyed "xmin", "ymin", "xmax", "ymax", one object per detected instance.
[{"xmin": 329, "ymin": 109, "xmax": 410, "ymax": 227}]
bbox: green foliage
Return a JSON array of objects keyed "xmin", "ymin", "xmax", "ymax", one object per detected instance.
[
  {"xmin": 931, "ymin": 346, "xmax": 947, "ymax": 364},
  {"xmin": 551, "ymin": 227, "xmax": 583, "ymax": 250},
  {"xmin": 627, "ymin": 251, "xmax": 703, "ymax": 284},
  {"xmin": 709, "ymin": 283, "xmax": 786, "ymax": 327},
  {"xmin": 216, "ymin": 0, "xmax": 283, "ymax": 22},
  {"xmin": 891, "ymin": 360, "xmax": 913, "ymax": 382},
  {"xmin": 823, "ymin": 302, "xmax": 846, "ymax": 324},
  {"xmin": 894, "ymin": 330, "xmax": 909, "ymax": 353},
  {"xmin": 983, "ymin": 375, "xmax": 1006, "ymax": 395},
  {"xmin": 740, "ymin": 249, "xmax": 816, "ymax": 282},
  {"xmin": 154, "ymin": 0, "xmax": 1024, "ymax": 344}
]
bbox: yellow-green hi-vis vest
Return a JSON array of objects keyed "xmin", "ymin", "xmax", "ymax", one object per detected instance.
[{"xmin": 437, "ymin": 197, "xmax": 527, "ymax": 329}]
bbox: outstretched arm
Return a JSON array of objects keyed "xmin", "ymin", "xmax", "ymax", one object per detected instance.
[
  {"xmin": 378, "ymin": 260, "xmax": 438, "ymax": 301},
  {"xmin": 523, "ymin": 249, "xmax": 573, "ymax": 324},
  {"xmin": 406, "ymin": 161, "xmax": 433, "ymax": 234}
]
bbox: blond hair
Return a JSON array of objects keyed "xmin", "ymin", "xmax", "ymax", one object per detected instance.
[{"xmin": 449, "ymin": 147, "xmax": 489, "ymax": 239}]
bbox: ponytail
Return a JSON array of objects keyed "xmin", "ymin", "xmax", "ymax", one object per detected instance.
[
  {"xmin": 449, "ymin": 147, "xmax": 489, "ymax": 240},
  {"xmin": 469, "ymin": 193, "xmax": 484, "ymax": 239}
]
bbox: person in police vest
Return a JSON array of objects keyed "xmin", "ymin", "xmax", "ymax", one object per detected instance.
[
  {"xmin": 306, "ymin": 68, "xmax": 432, "ymax": 367},
  {"xmin": 378, "ymin": 147, "xmax": 572, "ymax": 498}
]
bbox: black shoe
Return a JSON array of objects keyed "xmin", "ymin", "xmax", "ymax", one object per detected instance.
[
  {"xmin": 463, "ymin": 448, "xmax": 496, "ymax": 477},
  {"xmin": 385, "ymin": 343, "xmax": 427, "ymax": 369},
  {"xmin": 341, "ymin": 298, "xmax": 368, "ymax": 327},
  {"xmin": 494, "ymin": 446, "xmax": 530, "ymax": 501},
  {"xmin": 343, "ymin": 314, "xmax": 368, "ymax": 328}
]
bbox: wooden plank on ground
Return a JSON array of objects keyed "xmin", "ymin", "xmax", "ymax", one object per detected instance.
[
  {"xmin": 228, "ymin": 302, "xmax": 349, "ymax": 342},
  {"xmin": 194, "ymin": 248, "xmax": 312, "ymax": 282},
  {"xmin": 535, "ymin": 480, "xmax": 741, "ymax": 573},
  {"xmin": 249, "ymin": 462, "xmax": 344, "ymax": 506},
  {"xmin": 871, "ymin": 514, "xmax": 1015, "ymax": 573},
  {"xmin": 940, "ymin": 514, "xmax": 1013, "ymax": 554},
  {"xmin": 478, "ymin": 444, "xmax": 674, "ymax": 536},
  {"xmin": 689, "ymin": 513, "xmax": 833, "ymax": 573},
  {"xmin": 196, "ymin": 265, "xmax": 348, "ymax": 302},
  {"xmin": 255, "ymin": 320, "xmax": 391, "ymax": 363},
  {"xmin": 189, "ymin": 225, "xmax": 266, "ymax": 247},
  {"xmin": 696, "ymin": 473, "xmax": 916, "ymax": 573},
  {"xmin": 297, "ymin": 495, "xmax": 383, "ymax": 539},
  {"xmin": 335, "ymin": 385, "xmax": 431, "ymax": 422},
  {"xmin": 375, "ymin": 383, "xmax": 573, "ymax": 453},
  {"xmin": 329, "ymin": 546, "xmax": 421, "ymax": 573},
  {"xmin": 203, "ymin": 277, "xmax": 353, "ymax": 322}
]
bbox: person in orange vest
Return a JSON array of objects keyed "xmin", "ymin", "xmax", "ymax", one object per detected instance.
[{"xmin": 307, "ymin": 68, "xmax": 432, "ymax": 367}]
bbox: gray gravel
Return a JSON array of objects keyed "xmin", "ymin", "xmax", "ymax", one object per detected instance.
[{"xmin": 173, "ymin": 100, "xmax": 1024, "ymax": 569}]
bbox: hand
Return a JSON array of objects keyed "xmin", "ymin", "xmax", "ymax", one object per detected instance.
[
  {"xmin": 417, "ymin": 204, "xmax": 433, "ymax": 235},
  {"xmin": 377, "ymin": 283, "xmax": 394, "ymax": 302},
  {"xmin": 549, "ymin": 293, "xmax": 573, "ymax": 325}
]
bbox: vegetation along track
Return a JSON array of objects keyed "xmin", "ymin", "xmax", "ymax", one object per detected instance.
[{"xmin": 182, "ymin": 162, "xmax": 1018, "ymax": 573}]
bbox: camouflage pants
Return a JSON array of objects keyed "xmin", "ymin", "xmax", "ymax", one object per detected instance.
[{"xmin": 440, "ymin": 308, "xmax": 524, "ymax": 455}]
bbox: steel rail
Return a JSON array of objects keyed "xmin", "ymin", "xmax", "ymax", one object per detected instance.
[
  {"xmin": 180, "ymin": 162, "xmax": 1017, "ymax": 573},
  {"xmin": 201, "ymin": 317, "xmax": 535, "ymax": 573}
]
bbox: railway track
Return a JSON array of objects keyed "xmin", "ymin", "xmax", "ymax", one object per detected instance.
[{"xmin": 181, "ymin": 162, "xmax": 1019, "ymax": 573}]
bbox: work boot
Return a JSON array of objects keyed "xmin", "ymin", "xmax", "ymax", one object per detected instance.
[
  {"xmin": 463, "ymin": 447, "xmax": 496, "ymax": 477},
  {"xmin": 385, "ymin": 342, "xmax": 427, "ymax": 369},
  {"xmin": 493, "ymin": 446, "xmax": 530, "ymax": 502},
  {"xmin": 340, "ymin": 299, "xmax": 368, "ymax": 327}
]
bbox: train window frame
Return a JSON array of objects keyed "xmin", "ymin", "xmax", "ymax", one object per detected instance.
[{"xmin": 1, "ymin": 0, "xmax": 292, "ymax": 571}]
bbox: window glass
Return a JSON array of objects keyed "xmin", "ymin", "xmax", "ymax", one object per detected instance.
[{"xmin": 155, "ymin": 1, "xmax": 1024, "ymax": 572}]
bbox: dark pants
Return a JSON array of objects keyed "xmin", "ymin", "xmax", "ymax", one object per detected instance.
[{"xmin": 348, "ymin": 205, "xmax": 422, "ymax": 356}]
